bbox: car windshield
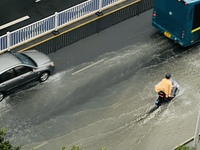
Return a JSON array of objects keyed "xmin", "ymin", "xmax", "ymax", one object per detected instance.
[{"xmin": 12, "ymin": 53, "xmax": 37, "ymax": 67}]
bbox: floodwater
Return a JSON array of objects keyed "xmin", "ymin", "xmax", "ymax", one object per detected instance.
[{"xmin": 1, "ymin": 33, "xmax": 200, "ymax": 150}]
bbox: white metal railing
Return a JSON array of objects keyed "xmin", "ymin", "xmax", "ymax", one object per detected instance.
[{"xmin": 0, "ymin": 0, "xmax": 121, "ymax": 51}]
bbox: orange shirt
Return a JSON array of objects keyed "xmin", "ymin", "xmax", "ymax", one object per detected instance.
[{"xmin": 155, "ymin": 78, "xmax": 172, "ymax": 98}]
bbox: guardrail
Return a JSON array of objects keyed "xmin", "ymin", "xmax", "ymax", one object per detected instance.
[{"xmin": 0, "ymin": 0, "xmax": 122, "ymax": 51}]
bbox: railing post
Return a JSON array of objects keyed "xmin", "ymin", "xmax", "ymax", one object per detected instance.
[
  {"xmin": 99, "ymin": 0, "xmax": 103, "ymax": 12},
  {"xmin": 7, "ymin": 32, "xmax": 10, "ymax": 51},
  {"xmin": 55, "ymin": 12, "xmax": 58, "ymax": 31},
  {"xmin": 96, "ymin": 0, "xmax": 103, "ymax": 16},
  {"xmin": 52, "ymin": 12, "xmax": 60, "ymax": 35}
]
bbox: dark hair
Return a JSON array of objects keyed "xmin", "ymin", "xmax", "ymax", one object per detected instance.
[{"xmin": 165, "ymin": 73, "xmax": 171, "ymax": 79}]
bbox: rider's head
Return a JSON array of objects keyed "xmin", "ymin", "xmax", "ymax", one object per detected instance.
[{"xmin": 165, "ymin": 73, "xmax": 171, "ymax": 79}]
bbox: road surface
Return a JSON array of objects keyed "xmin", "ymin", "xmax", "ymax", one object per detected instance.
[{"xmin": 0, "ymin": 9, "xmax": 199, "ymax": 150}]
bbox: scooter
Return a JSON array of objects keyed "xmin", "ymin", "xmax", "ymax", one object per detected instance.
[{"xmin": 149, "ymin": 78, "xmax": 180, "ymax": 113}]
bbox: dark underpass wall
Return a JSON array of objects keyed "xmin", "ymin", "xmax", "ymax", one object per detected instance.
[{"xmin": 23, "ymin": 0, "xmax": 154, "ymax": 54}]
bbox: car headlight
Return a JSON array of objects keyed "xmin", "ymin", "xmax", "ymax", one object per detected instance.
[{"xmin": 50, "ymin": 62, "xmax": 54, "ymax": 66}]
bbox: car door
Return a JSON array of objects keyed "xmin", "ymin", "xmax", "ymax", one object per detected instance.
[
  {"xmin": 0, "ymin": 68, "xmax": 19, "ymax": 93},
  {"xmin": 14, "ymin": 66, "xmax": 38, "ymax": 87}
]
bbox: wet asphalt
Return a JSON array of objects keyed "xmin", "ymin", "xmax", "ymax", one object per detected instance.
[
  {"xmin": 1, "ymin": 9, "xmax": 160, "ymax": 149},
  {"xmin": 1, "ymin": 3, "xmax": 197, "ymax": 150}
]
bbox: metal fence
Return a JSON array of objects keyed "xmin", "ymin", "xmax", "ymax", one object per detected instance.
[
  {"xmin": 29, "ymin": 0, "xmax": 154, "ymax": 54},
  {"xmin": 0, "ymin": 0, "xmax": 121, "ymax": 51}
]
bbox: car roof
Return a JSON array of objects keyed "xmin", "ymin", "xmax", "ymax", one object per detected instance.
[{"xmin": 0, "ymin": 52, "xmax": 22, "ymax": 72}]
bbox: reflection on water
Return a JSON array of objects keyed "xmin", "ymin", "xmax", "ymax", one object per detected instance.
[{"xmin": 1, "ymin": 34, "xmax": 200, "ymax": 150}]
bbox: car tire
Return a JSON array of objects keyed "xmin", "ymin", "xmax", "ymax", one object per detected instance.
[
  {"xmin": 39, "ymin": 72, "xmax": 49, "ymax": 82},
  {"xmin": 0, "ymin": 93, "xmax": 4, "ymax": 102}
]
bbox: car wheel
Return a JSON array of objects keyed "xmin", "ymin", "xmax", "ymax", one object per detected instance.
[
  {"xmin": 39, "ymin": 72, "xmax": 49, "ymax": 82},
  {"xmin": 0, "ymin": 93, "xmax": 4, "ymax": 102}
]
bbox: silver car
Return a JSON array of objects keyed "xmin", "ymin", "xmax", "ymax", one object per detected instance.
[{"xmin": 0, "ymin": 50, "xmax": 55, "ymax": 101}]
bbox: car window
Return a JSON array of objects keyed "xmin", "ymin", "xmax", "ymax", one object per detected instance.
[
  {"xmin": 14, "ymin": 66, "xmax": 33, "ymax": 76},
  {"xmin": 12, "ymin": 53, "xmax": 37, "ymax": 67},
  {"xmin": 0, "ymin": 69, "xmax": 15, "ymax": 83}
]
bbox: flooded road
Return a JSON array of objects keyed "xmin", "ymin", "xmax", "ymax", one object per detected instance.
[{"xmin": 1, "ymin": 10, "xmax": 200, "ymax": 150}]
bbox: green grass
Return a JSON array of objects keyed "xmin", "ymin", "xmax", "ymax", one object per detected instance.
[{"xmin": 175, "ymin": 145, "xmax": 196, "ymax": 150}]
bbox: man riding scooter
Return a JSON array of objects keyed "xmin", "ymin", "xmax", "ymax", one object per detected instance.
[{"xmin": 155, "ymin": 74, "xmax": 172, "ymax": 107}]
